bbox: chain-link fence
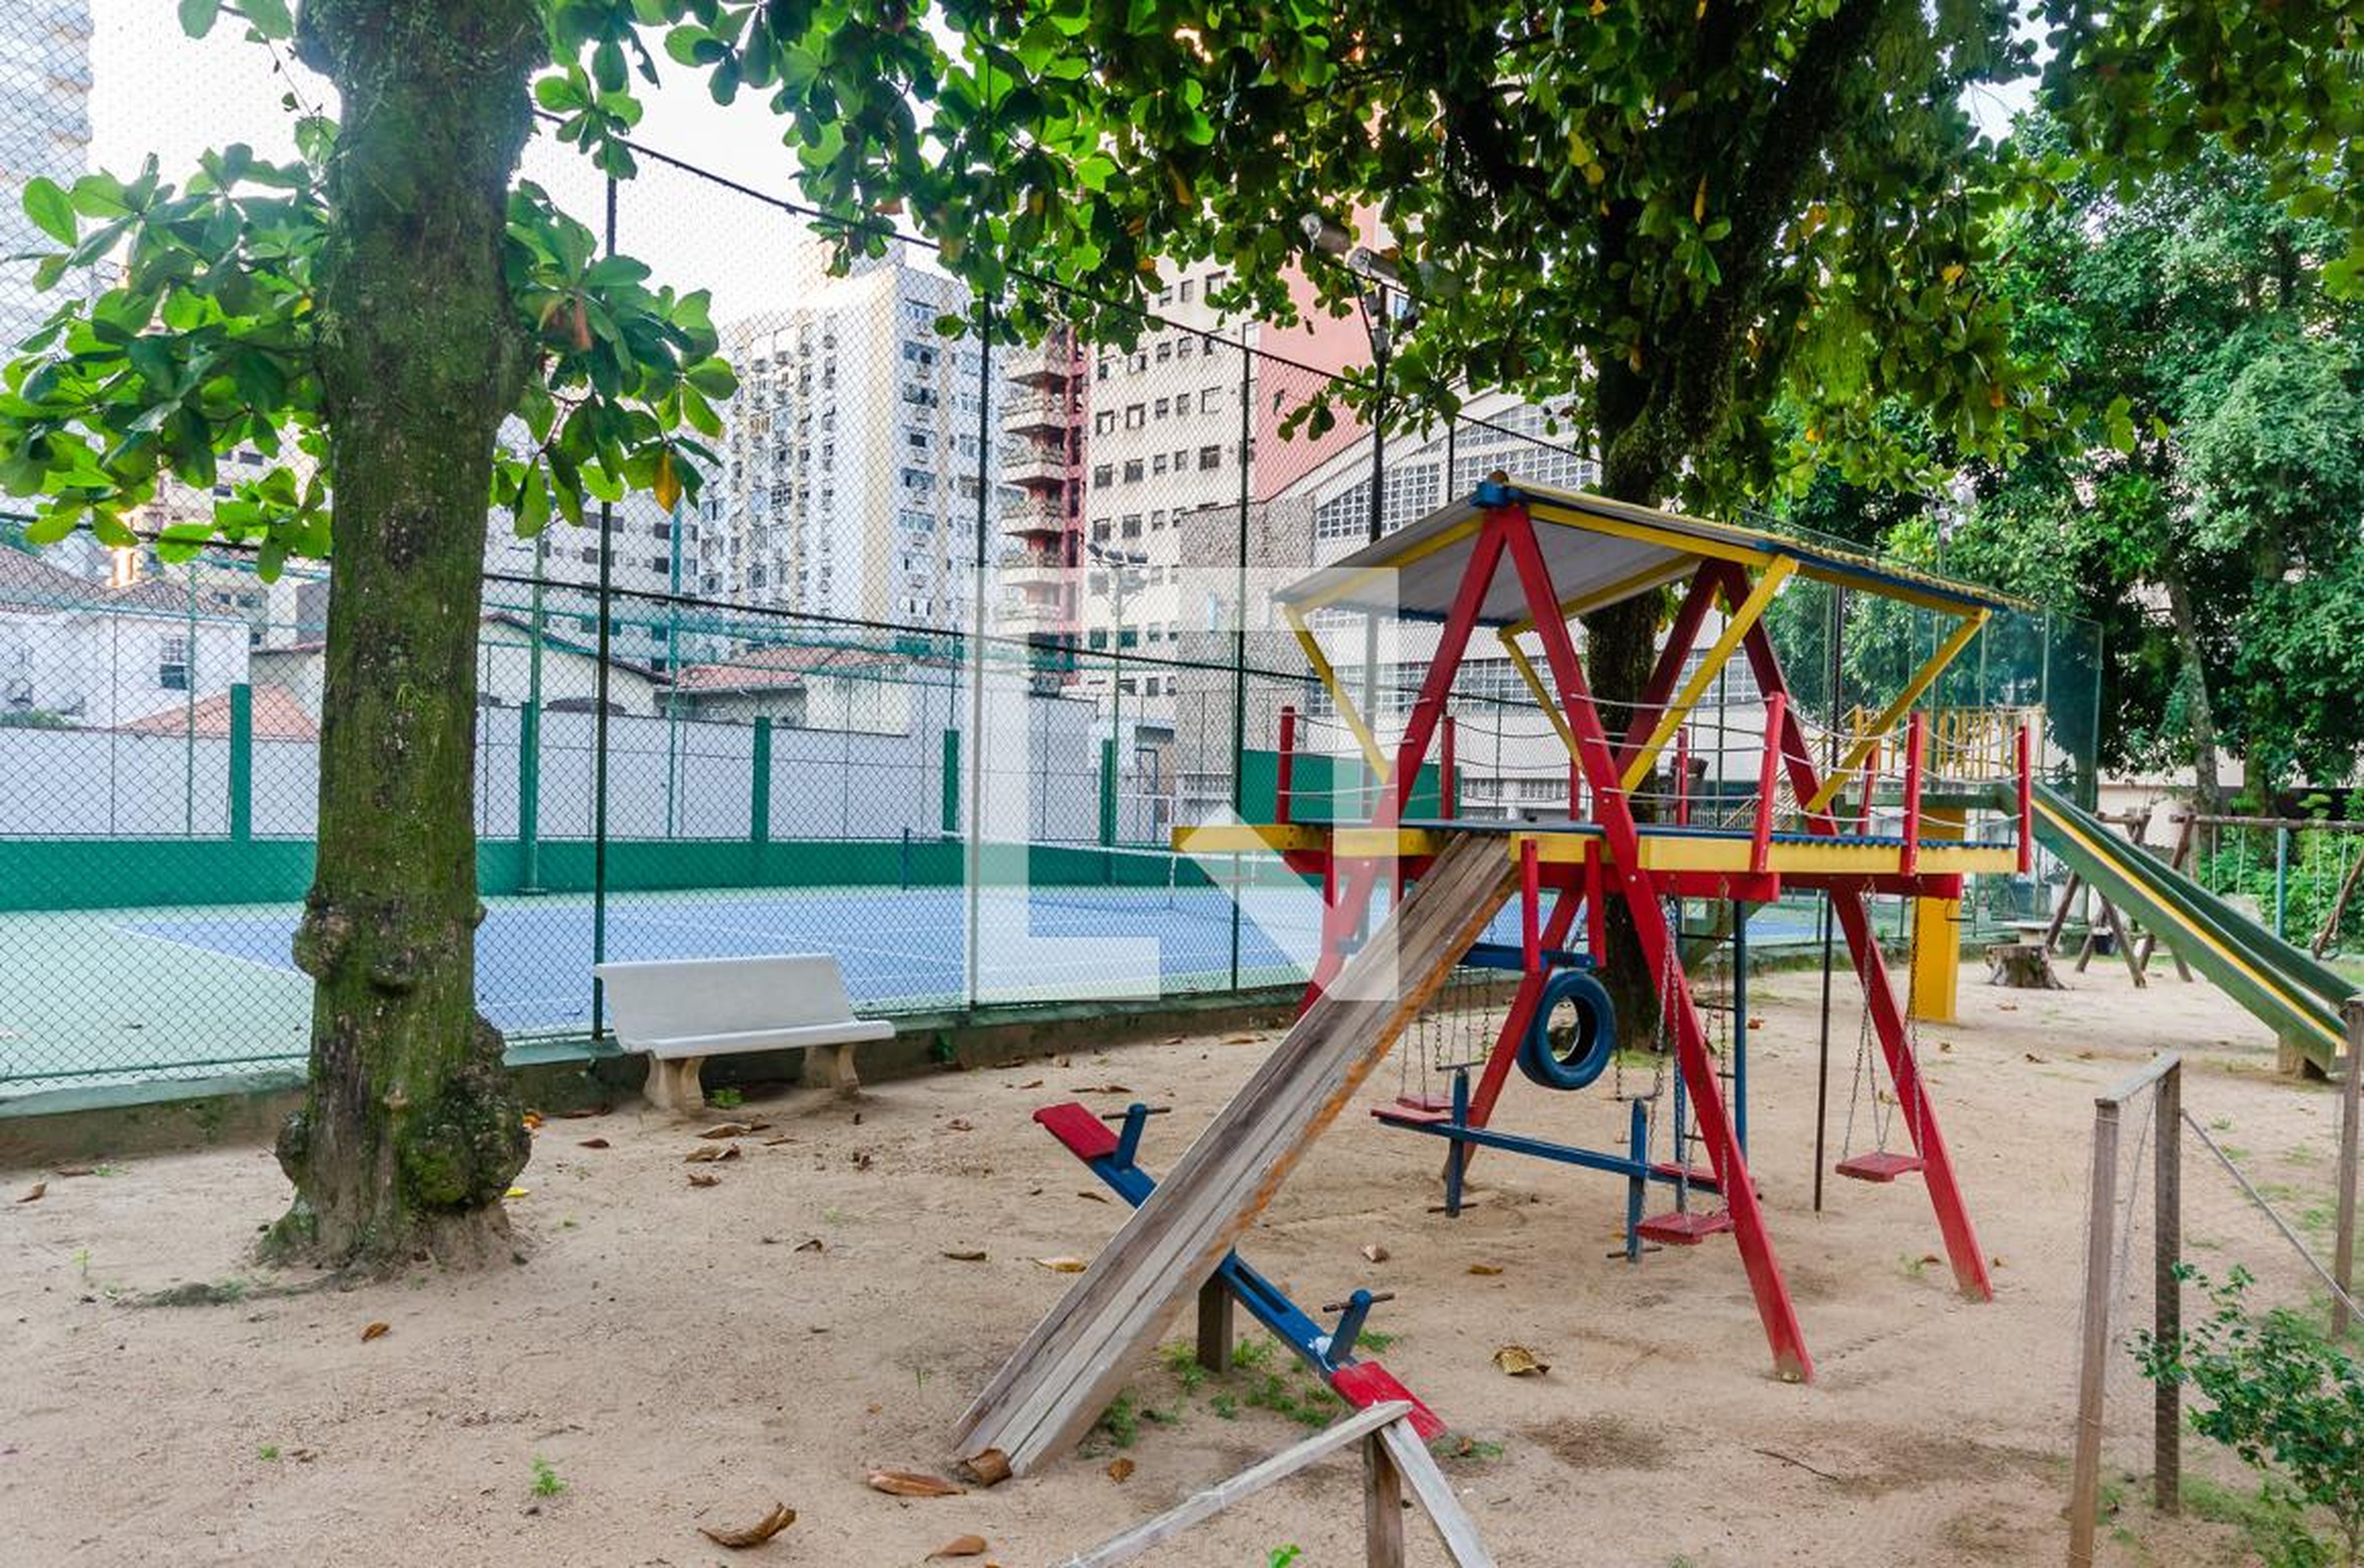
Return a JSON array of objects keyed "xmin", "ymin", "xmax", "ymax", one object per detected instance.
[{"xmin": 0, "ymin": 14, "xmax": 2103, "ymax": 1096}]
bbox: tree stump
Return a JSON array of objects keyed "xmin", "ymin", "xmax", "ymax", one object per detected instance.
[{"xmin": 1985, "ymin": 942, "xmax": 2063, "ymax": 989}]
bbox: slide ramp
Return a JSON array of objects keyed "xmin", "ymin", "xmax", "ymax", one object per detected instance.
[{"xmin": 2028, "ymin": 784, "xmax": 2349, "ymax": 1071}]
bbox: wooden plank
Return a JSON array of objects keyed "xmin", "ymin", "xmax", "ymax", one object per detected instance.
[
  {"xmin": 958, "ymin": 835, "xmax": 1515, "ymax": 1471},
  {"xmin": 1052, "ymin": 1403, "xmax": 1411, "ymax": 1568},
  {"xmin": 1363, "ymin": 1432, "xmax": 1405, "ymax": 1568},
  {"xmin": 2044, "ymin": 870, "xmax": 2083, "ymax": 953},
  {"xmin": 2068, "ymin": 1098, "xmax": 2123, "ymax": 1568},
  {"xmin": 1377, "ymin": 1417, "xmax": 1497, "ymax": 1568},
  {"xmin": 2335, "ymin": 1000, "xmax": 2362, "ymax": 1340},
  {"xmin": 1194, "ymin": 1276, "xmax": 1234, "ymax": 1375}
]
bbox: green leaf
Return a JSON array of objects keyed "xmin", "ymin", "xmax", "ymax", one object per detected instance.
[
  {"xmin": 20, "ymin": 179, "xmax": 76, "ymax": 246},
  {"xmin": 235, "ymin": 0, "xmax": 292, "ymax": 38},
  {"xmin": 177, "ymin": 0, "xmax": 219, "ymax": 36}
]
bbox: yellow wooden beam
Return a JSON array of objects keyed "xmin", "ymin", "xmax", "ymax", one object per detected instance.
[
  {"xmin": 1503, "ymin": 557, "xmax": 1697, "ymax": 638},
  {"xmin": 1618, "ymin": 557, "xmax": 1796, "ymax": 794},
  {"xmin": 1282, "ymin": 604, "xmax": 1392, "ymax": 784},
  {"xmin": 1495, "ymin": 628, "xmax": 1580, "ymax": 758},
  {"xmin": 1179, "ymin": 820, "xmax": 2020, "ymax": 878},
  {"xmin": 1803, "ymin": 609, "xmax": 1992, "ymax": 816},
  {"xmin": 1527, "ymin": 500, "xmax": 1775, "ymax": 571}
]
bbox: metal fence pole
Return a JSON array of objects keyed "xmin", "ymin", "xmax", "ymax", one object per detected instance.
[
  {"xmin": 1227, "ymin": 328, "xmax": 1253, "ymax": 991},
  {"xmin": 589, "ymin": 169, "xmax": 618, "ymax": 1040},
  {"xmin": 962, "ymin": 296, "xmax": 993, "ymax": 1012}
]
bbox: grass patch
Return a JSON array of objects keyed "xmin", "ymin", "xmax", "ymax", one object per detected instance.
[{"xmin": 529, "ymin": 1457, "xmax": 566, "ymax": 1498}]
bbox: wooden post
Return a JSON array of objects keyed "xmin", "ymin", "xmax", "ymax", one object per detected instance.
[
  {"xmin": 2336, "ymin": 999, "xmax": 2363, "ymax": 1341},
  {"xmin": 1196, "ymin": 1274, "xmax": 1234, "ymax": 1375},
  {"xmin": 2154, "ymin": 1058, "xmax": 2181, "ymax": 1516},
  {"xmin": 1900, "ymin": 708, "xmax": 1926, "ymax": 876},
  {"xmin": 2068, "ymin": 1094, "xmax": 2123, "ymax": 1568},
  {"xmin": 1439, "ymin": 714, "xmax": 1457, "ymax": 820},
  {"xmin": 1363, "ymin": 1432, "xmax": 1405, "ymax": 1568}
]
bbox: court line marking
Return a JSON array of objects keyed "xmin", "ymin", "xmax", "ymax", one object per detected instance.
[{"xmin": 107, "ymin": 922, "xmax": 307, "ymax": 981}]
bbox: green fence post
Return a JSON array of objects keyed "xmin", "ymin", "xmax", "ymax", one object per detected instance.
[
  {"xmin": 1099, "ymin": 736, "xmax": 1118, "ymax": 846},
  {"xmin": 2275, "ymin": 825, "xmax": 2291, "ymax": 939},
  {"xmin": 751, "ymin": 716, "xmax": 773, "ymax": 858},
  {"xmin": 517, "ymin": 697, "xmax": 542, "ymax": 893},
  {"xmin": 941, "ymin": 727, "xmax": 960, "ymax": 835},
  {"xmin": 227, "ymin": 681, "xmax": 252, "ymax": 843}
]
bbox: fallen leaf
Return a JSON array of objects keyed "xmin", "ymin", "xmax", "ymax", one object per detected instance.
[
  {"xmin": 1747, "ymin": 1017, "xmax": 1764, "ymax": 1031},
  {"xmin": 1492, "ymin": 1345, "xmax": 1548, "ymax": 1377},
  {"xmin": 577, "ymin": 1138, "xmax": 611, "ymax": 1150},
  {"xmin": 55, "ymin": 1166, "xmax": 94, "ymax": 1178},
  {"xmin": 688, "ymin": 1172, "xmax": 722, "ymax": 1188},
  {"xmin": 521, "ymin": 1111, "xmax": 544, "ymax": 1130},
  {"xmin": 503, "ymin": 1186, "xmax": 531, "ymax": 1199},
  {"xmin": 956, "ymin": 1449, "xmax": 1012, "ymax": 1487},
  {"xmin": 1919, "ymin": 1253, "xmax": 1941, "ymax": 1267},
  {"xmin": 2024, "ymin": 1052, "xmax": 2046, "ymax": 1063},
  {"xmin": 557, "ymin": 1107, "xmax": 603, "ymax": 1119},
  {"xmin": 1106, "ymin": 1458, "xmax": 1135, "ymax": 1483},
  {"xmin": 686, "ymin": 1145, "xmax": 742, "ymax": 1164},
  {"xmin": 1468, "ymin": 1263, "xmax": 1503, "ymax": 1277},
  {"xmin": 945, "ymin": 1118, "xmax": 976, "ymax": 1133},
  {"xmin": 1072, "ymin": 1084, "xmax": 1133, "ymax": 1095},
  {"xmin": 698, "ymin": 1502, "xmax": 797, "ymax": 1548},
  {"xmin": 941, "ymin": 1248, "xmax": 987, "ymax": 1262},
  {"xmin": 742, "ymin": 1120, "xmax": 773, "ymax": 1133},
  {"xmin": 1361, "ymin": 1243, "xmax": 1389, "ymax": 1263},
  {"xmin": 927, "ymin": 1535, "xmax": 988, "ymax": 1559},
  {"xmin": 360, "ymin": 1321, "xmax": 390, "ymax": 1343},
  {"xmin": 794, "ymin": 1237, "xmax": 823, "ymax": 1252},
  {"xmin": 761, "ymin": 1135, "xmax": 794, "ymax": 1147},
  {"xmin": 852, "ymin": 1151, "xmax": 873, "ymax": 1170},
  {"xmin": 1035, "ymin": 1256, "xmax": 1088, "ymax": 1274},
  {"xmin": 867, "ymin": 1469, "xmax": 965, "ymax": 1498},
  {"xmin": 700, "ymin": 1123, "xmax": 750, "ymax": 1140},
  {"xmin": 1076, "ymin": 1190, "xmax": 1109, "ymax": 1204},
  {"xmin": 1013, "ymin": 1079, "xmax": 1044, "ymax": 1091},
  {"xmin": 1222, "ymin": 1033, "xmax": 1259, "ymax": 1045},
  {"xmin": 16, "ymin": 1182, "xmax": 43, "ymax": 1204}
]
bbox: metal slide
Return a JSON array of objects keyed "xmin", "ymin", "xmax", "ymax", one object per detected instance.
[{"xmin": 2026, "ymin": 783, "xmax": 2350, "ymax": 1071}]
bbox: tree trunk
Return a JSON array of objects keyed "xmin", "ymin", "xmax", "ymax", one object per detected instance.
[
  {"xmin": 2160, "ymin": 568, "xmax": 2222, "ymax": 813},
  {"xmin": 266, "ymin": 0, "xmax": 544, "ymax": 1270}
]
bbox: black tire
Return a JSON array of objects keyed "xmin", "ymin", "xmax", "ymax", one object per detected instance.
[{"xmin": 1515, "ymin": 968, "xmax": 1617, "ymax": 1092}]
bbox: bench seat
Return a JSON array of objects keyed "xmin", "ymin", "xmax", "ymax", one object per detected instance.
[{"xmin": 593, "ymin": 954, "xmax": 892, "ymax": 1112}]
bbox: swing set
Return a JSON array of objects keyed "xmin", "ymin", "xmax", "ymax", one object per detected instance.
[{"xmin": 1179, "ymin": 478, "xmax": 2038, "ymax": 1381}]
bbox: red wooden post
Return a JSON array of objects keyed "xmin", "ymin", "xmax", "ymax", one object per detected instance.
[
  {"xmin": 1276, "ymin": 704, "xmax": 1297, "ymax": 825},
  {"xmin": 1751, "ymin": 694, "xmax": 1785, "ymax": 874},
  {"xmin": 1674, "ymin": 726, "xmax": 1692, "ymax": 827},
  {"xmin": 2016, "ymin": 718, "xmax": 2034, "ymax": 874},
  {"xmin": 1521, "ymin": 836, "xmax": 1542, "ymax": 973},
  {"xmin": 1584, "ymin": 841, "xmax": 1607, "ymax": 957},
  {"xmin": 1568, "ymin": 757, "xmax": 1583, "ymax": 819},
  {"xmin": 1902, "ymin": 709, "xmax": 1927, "ymax": 876},
  {"xmin": 1441, "ymin": 714, "xmax": 1457, "ymax": 820}
]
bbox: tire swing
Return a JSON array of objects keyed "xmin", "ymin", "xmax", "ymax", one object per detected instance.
[{"xmin": 1515, "ymin": 967, "xmax": 1617, "ymax": 1092}]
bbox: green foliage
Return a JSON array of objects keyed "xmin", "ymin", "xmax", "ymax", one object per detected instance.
[
  {"xmin": 2185, "ymin": 1474, "xmax": 2336, "ymax": 1568},
  {"xmin": 2134, "ymin": 1266, "xmax": 2364, "ymax": 1566},
  {"xmin": 0, "ymin": 131, "xmax": 731, "ymax": 577},
  {"xmin": 1095, "ymin": 1390, "xmax": 1140, "ymax": 1449},
  {"xmin": 255, "ymin": 1443, "xmax": 281, "ymax": 1461},
  {"xmin": 529, "ymin": 1455, "xmax": 566, "ymax": 1498},
  {"xmin": 706, "ymin": 1086, "xmax": 743, "ymax": 1110},
  {"xmin": 1266, "ymin": 1548, "xmax": 1301, "ymax": 1568}
]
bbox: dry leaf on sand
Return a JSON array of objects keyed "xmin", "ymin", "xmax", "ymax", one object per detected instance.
[
  {"xmin": 360, "ymin": 1321, "xmax": 390, "ymax": 1343},
  {"xmin": 1361, "ymin": 1243, "xmax": 1389, "ymax": 1263},
  {"xmin": 697, "ymin": 1502, "xmax": 796, "ymax": 1548},
  {"xmin": 955, "ymin": 1449, "xmax": 1012, "ymax": 1487},
  {"xmin": 867, "ymin": 1469, "xmax": 965, "ymax": 1498},
  {"xmin": 1106, "ymin": 1458, "xmax": 1135, "ymax": 1483},
  {"xmin": 941, "ymin": 1249, "xmax": 987, "ymax": 1263},
  {"xmin": 1492, "ymin": 1345, "xmax": 1548, "ymax": 1377},
  {"xmin": 1468, "ymin": 1263, "xmax": 1503, "ymax": 1276},
  {"xmin": 927, "ymin": 1535, "xmax": 988, "ymax": 1559},
  {"xmin": 699, "ymin": 1123, "xmax": 750, "ymax": 1140},
  {"xmin": 688, "ymin": 1172, "xmax": 721, "ymax": 1188},
  {"xmin": 1034, "ymin": 1257, "xmax": 1088, "ymax": 1274},
  {"xmin": 16, "ymin": 1182, "xmax": 44, "ymax": 1204}
]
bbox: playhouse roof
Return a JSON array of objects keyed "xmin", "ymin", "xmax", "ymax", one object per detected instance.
[{"xmin": 1274, "ymin": 479, "xmax": 2024, "ymax": 625}]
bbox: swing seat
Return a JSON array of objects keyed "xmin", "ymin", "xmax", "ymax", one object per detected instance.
[
  {"xmin": 1373, "ymin": 1102, "xmax": 1455, "ymax": 1127},
  {"xmin": 1394, "ymin": 1093, "xmax": 1454, "ymax": 1114},
  {"xmin": 1647, "ymin": 1160, "xmax": 1724, "ymax": 1195},
  {"xmin": 1636, "ymin": 1210, "xmax": 1733, "ymax": 1246},
  {"xmin": 1835, "ymin": 1150, "xmax": 1924, "ymax": 1183}
]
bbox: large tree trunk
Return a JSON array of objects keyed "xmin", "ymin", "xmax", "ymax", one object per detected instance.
[
  {"xmin": 266, "ymin": 0, "xmax": 544, "ymax": 1270},
  {"xmin": 2160, "ymin": 567, "xmax": 2222, "ymax": 813}
]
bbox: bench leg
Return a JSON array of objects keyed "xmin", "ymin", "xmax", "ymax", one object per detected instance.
[
  {"xmin": 644, "ymin": 1056, "xmax": 706, "ymax": 1115},
  {"xmin": 800, "ymin": 1041, "xmax": 861, "ymax": 1094}
]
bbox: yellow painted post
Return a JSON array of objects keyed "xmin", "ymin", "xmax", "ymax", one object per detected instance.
[{"xmin": 1910, "ymin": 804, "xmax": 1966, "ymax": 1023}]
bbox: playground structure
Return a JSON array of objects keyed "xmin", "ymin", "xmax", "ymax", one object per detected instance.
[{"xmin": 959, "ymin": 480, "xmax": 2044, "ymax": 1473}]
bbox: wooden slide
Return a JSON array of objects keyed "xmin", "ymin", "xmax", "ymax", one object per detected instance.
[{"xmin": 954, "ymin": 832, "xmax": 1516, "ymax": 1474}]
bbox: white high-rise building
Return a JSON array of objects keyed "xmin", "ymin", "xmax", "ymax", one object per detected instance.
[
  {"xmin": 0, "ymin": 1, "xmax": 93, "ymax": 349},
  {"xmin": 701, "ymin": 249, "xmax": 998, "ymax": 630}
]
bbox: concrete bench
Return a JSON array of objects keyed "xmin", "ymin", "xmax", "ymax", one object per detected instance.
[{"xmin": 592, "ymin": 954, "xmax": 894, "ymax": 1112}]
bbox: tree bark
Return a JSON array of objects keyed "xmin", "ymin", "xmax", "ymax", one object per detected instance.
[
  {"xmin": 2160, "ymin": 566, "xmax": 2222, "ymax": 813},
  {"xmin": 266, "ymin": 0, "xmax": 544, "ymax": 1270}
]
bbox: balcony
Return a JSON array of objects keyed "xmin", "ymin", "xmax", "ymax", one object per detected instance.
[
  {"xmin": 1001, "ymin": 497, "xmax": 1072, "ymax": 537},
  {"xmin": 1004, "ymin": 335, "xmax": 1082, "ymax": 388},
  {"xmin": 999, "ymin": 549, "xmax": 1071, "ymax": 590},
  {"xmin": 1002, "ymin": 391, "xmax": 1074, "ymax": 435},
  {"xmin": 1002, "ymin": 449, "xmax": 1074, "ymax": 489}
]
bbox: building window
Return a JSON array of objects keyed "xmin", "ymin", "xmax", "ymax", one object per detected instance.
[
  {"xmin": 1180, "ymin": 279, "xmax": 1194, "ymax": 303},
  {"xmin": 1093, "ymin": 464, "xmax": 1114, "ymax": 488},
  {"xmin": 1095, "ymin": 410, "xmax": 1116, "ymax": 435},
  {"xmin": 1152, "ymin": 453, "xmax": 1168, "ymax": 475},
  {"xmin": 158, "ymin": 637, "xmax": 190, "ymax": 691},
  {"xmin": 1177, "ymin": 336, "xmax": 1194, "ymax": 360},
  {"xmin": 1200, "ymin": 387, "xmax": 1222, "ymax": 414},
  {"xmin": 1152, "ymin": 396, "xmax": 1169, "ymax": 420},
  {"xmin": 1124, "ymin": 404, "xmax": 1144, "ymax": 430},
  {"xmin": 1122, "ymin": 459, "xmax": 1144, "ymax": 483},
  {"xmin": 1155, "ymin": 341, "xmax": 1172, "ymax": 363},
  {"xmin": 1199, "ymin": 444, "xmax": 1223, "ymax": 471}
]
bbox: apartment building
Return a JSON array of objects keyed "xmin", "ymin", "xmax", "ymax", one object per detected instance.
[{"xmin": 0, "ymin": 1, "xmax": 91, "ymax": 349}]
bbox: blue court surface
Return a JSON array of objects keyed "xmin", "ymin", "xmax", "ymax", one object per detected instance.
[{"xmin": 2, "ymin": 871, "xmax": 1833, "ymax": 1093}]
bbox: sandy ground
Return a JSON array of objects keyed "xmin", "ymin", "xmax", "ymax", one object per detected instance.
[{"xmin": 1, "ymin": 956, "xmax": 2350, "ymax": 1568}]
